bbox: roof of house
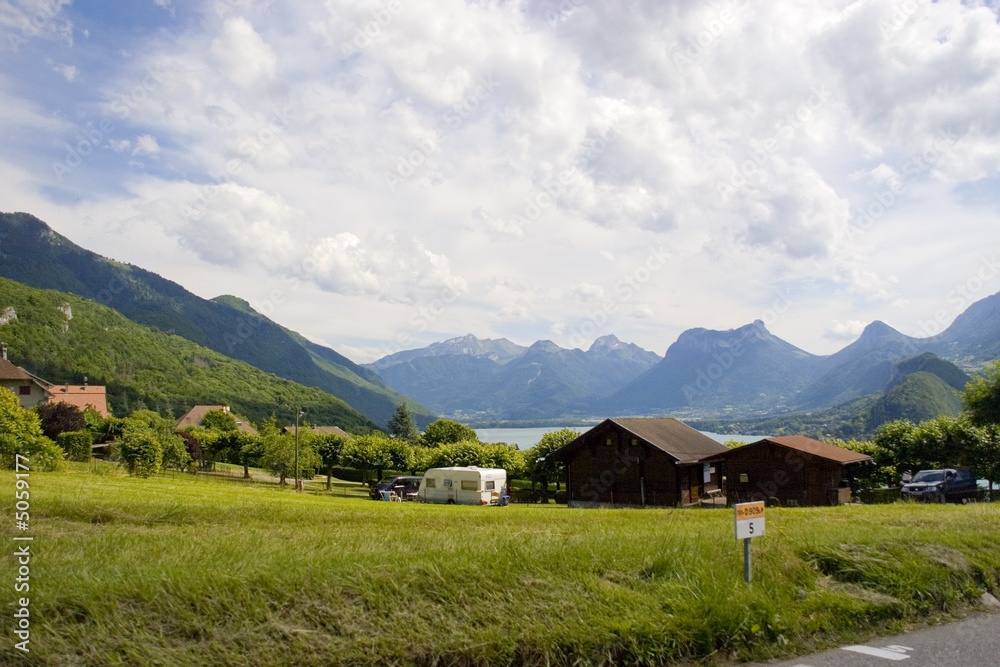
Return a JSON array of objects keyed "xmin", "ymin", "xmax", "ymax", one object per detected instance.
[
  {"xmin": 0, "ymin": 357, "xmax": 39, "ymax": 382},
  {"xmin": 46, "ymin": 385, "xmax": 110, "ymax": 417},
  {"xmin": 176, "ymin": 405, "xmax": 257, "ymax": 434},
  {"xmin": 738, "ymin": 435, "xmax": 872, "ymax": 464},
  {"xmin": 550, "ymin": 417, "xmax": 730, "ymax": 464},
  {"xmin": 312, "ymin": 426, "xmax": 350, "ymax": 437}
]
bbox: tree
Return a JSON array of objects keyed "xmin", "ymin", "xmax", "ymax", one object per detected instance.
[
  {"xmin": 525, "ymin": 429, "xmax": 577, "ymax": 497},
  {"xmin": 481, "ymin": 442, "xmax": 527, "ymax": 479},
  {"xmin": 116, "ymin": 423, "xmax": 162, "ymax": 477},
  {"xmin": 126, "ymin": 410, "xmax": 189, "ymax": 471},
  {"xmin": 0, "ymin": 387, "xmax": 64, "ymax": 471},
  {"xmin": 421, "ymin": 419, "xmax": 477, "ymax": 447},
  {"xmin": 258, "ymin": 417, "xmax": 318, "ymax": 487},
  {"xmin": 341, "ymin": 433, "xmax": 394, "ymax": 482},
  {"xmin": 962, "ymin": 360, "xmax": 1000, "ymax": 426},
  {"xmin": 386, "ymin": 403, "xmax": 418, "ymax": 442},
  {"xmin": 36, "ymin": 402, "xmax": 85, "ymax": 440},
  {"xmin": 316, "ymin": 433, "xmax": 349, "ymax": 490},
  {"xmin": 201, "ymin": 409, "xmax": 239, "ymax": 432}
]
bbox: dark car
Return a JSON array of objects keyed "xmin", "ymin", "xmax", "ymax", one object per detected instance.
[
  {"xmin": 900, "ymin": 468, "xmax": 978, "ymax": 503},
  {"xmin": 368, "ymin": 475, "xmax": 422, "ymax": 501}
]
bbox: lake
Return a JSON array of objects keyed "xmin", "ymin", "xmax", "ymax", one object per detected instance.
[{"xmin": 475, "ymin": 426, "xmax": 761, "ymax": 449}]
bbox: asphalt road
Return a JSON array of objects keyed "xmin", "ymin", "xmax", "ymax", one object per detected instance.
[{"xmin": 753, "ymin": 612, "xmax": 1000, "ymax": 667}]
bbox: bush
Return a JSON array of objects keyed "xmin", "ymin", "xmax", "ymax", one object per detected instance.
[
  {"xmin": 57, "ymin": 430, "xmax": 94, "ymax": 462},
  {"xmin": 116, "ymin": 427, "xmax": 163, "ymax": 477},
  {"xmin": 0, "ymin": 387, "xmax": 64, "ymax": 471}
]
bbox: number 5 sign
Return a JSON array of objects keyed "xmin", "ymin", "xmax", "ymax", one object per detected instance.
[
  {"xmin": 734, "ymin": 501, "xmax": 765, "ymax": 583},
  {"xmin": 734, "ymin": 501, "xmax": 765, "ymax": 539}
]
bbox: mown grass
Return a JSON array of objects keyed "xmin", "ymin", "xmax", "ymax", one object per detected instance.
[{"xmin": 1, "ymin": 466, "xmax": 998, "ymax": 666}]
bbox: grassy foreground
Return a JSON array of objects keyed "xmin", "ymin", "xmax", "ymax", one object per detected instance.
[{"xmin": 2, "ymin": 467, "xmax": 999, "ymax": 666}]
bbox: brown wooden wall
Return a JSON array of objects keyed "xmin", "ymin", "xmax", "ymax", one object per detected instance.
[
  {"xmin": 564, "ymin": 422, "xmax": 715, "ymax": 507},
  {"xmin": 724, "ymin": 441, "xmax": 847, "ymax": 506}
]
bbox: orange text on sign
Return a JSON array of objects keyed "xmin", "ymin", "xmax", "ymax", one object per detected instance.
[{"xmin": 735, "ymin": 502, "xmax": 765, "ymax": 520}]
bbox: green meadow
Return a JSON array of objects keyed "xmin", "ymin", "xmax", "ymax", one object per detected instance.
[{"xmin": 2, "ymin": 466, "xmax": 999, "ymax": 666}]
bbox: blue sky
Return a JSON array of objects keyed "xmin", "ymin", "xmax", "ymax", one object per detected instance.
[{"xmin": 2, "ymin": 0, "xmax": 1000, "ymax": 363}]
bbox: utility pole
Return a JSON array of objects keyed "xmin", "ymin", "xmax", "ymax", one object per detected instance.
[{"xmin": 294, "ymin": 406, "xmax": 303, "ymax": 492}]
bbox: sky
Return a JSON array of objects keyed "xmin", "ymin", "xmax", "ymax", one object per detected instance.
[{"xmin": 2, "ymin": 0, "xmax": 1000, "ymax": 364}]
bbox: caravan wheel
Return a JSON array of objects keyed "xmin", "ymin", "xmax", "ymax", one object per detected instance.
[{"xmin": 446, "ymin": 499, "xmax": 455, "ymax": 505}]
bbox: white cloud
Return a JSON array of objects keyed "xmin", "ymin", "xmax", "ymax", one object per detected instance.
[
  {"xmin": 825, "ymin": 319, "xmax": 868, "ymax": 341},
  {"xmin": 210, "ymin": 17, "xmax": 277, "ymax": 90},
  {"xmin": 2, "ymin": 0, "xmax": 1000, "ymax": 360},
  {"xmin": 131, "ymin": 134, "xmax": 160, "ymax": 156}
]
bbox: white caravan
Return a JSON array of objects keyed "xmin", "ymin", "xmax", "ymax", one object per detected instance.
[{"xmin": 417, "ymin": 467, "xmax": 507, "ymax": 505}]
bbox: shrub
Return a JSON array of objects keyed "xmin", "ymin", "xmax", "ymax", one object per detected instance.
[
  {"xmin": 0, "ymin": 387, "xmax": 64, "ymax": 471},
  {"xmin": 57, "ymin": 430, "xmax": 94, "ymax": 462},
  {"xmin": 116, "ymin": 426, "xmax": 163, "ymax": 477}
]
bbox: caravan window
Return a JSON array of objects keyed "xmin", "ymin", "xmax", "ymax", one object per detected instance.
[
  {"xmin": 443, "ymin": 479, "xmax": 452, "ymax": 488},
  {"xmin": 485, "ymin": 481, "xmax": 495, "ymax": 491},
  {"xmin": 460, "ymin": 480, "xmax": 477, "ymax": 490},
  {"xmin": 425, "ymin": 478, "xmax": 436, "ymax": 489}
]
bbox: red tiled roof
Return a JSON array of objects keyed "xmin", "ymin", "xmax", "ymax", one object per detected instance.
[
  {"xmin": 46, "ymin": 385, "xmax": 110, "ymax": 418},
  {"xmin": 750, "ymin": 435, "xmax": 872, "ymax": 464}
]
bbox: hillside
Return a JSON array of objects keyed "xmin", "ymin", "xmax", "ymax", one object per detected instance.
[
  {"xmin": 0, "ymin": 277, "xmax": 377, "ymax": 431},
  {"xmin": 689, "ymin": 353, "xmax": 969, "ymax": 439},
  {"xmin": 603, "ymin": 320, "xmax": 825, "ymax": 417},
  {"xmin": 368, "ymin": 334, "xmax": 661, "ymax": 420},
  {"xmin": 0, "ymin": 211, "xmax": 433, "ymax": 428}
]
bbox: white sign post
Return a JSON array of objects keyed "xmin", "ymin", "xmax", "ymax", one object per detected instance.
[{"xmin": 734, "ymin": 501, "xmax": 765, "ymax": 583}]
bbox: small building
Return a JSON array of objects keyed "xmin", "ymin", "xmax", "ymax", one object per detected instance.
[
  {"xmin": 1, "ymin": 345, "xmax": 109, "ymax": 415},
  {"xmin": 0, "ymin": 355, "xmax": 50, "ymax": 410},
  {"xmin": 45, "ymin": 383, "xmax": 110, "ymax": 418},
  {"xmin": 176, "ymin": 405, "xmax": 257, "ymax": 434},
  {"xmin": 547, "ymin": 417, "xmax": 731, "ymax": 508},
  {"xmin": 722, "ymin": 435, "xmax": 872, "ymax": 507}
]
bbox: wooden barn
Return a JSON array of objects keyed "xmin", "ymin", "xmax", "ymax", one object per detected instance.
[
  {"xmin": 722, "ymin": 436, "xmax": 872, "ymax": 507},
  {"xmin": 547, "ymin": 418, "xmax": 730, "ymax": 508}
]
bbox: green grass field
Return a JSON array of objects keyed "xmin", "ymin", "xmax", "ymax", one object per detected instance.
[{"xmin": 2, "ymin": 466, "xmax": 999, "ymax": 666}]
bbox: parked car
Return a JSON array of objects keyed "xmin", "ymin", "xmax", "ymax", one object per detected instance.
[
  {"xmin": 900, "ymin": 468, "xmax": 978, "ymax": 503},
  {"xmin": 368, "ymin": 475, "xmax": 422, "ymax": 501}
]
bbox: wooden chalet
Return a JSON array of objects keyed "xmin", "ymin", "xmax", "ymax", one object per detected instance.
[
  {"xmin": 547, "ymin": 417, "xmax": 730, "ymax": 508},
  {"xmin": 722, "ymin": 435, "xmax": 872, "ymax": 507}
]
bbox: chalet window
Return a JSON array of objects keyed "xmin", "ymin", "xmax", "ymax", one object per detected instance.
[
  {"xmin": 19, "ymin": 385, "xmax": 31, "ymax": 396},
  {"xmin": 739, "ymin": 473, "xmax": 749, "ymax": 483},
  {"xmin": 426, "ymin": 478, "xmax": 436, "ymax": 488},
  {"xmin": 461, "ymin": 480, "xmax": 477, "ymax": 491}
]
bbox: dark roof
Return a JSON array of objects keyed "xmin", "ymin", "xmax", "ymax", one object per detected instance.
[
  {"xmin": 550, "ymin": 417, "xmax": 730, "ymax": 464},
  {"xmin": 176, "ymin": 406, "xmax": 257, "ymax": 434},
  {"xmin": 0, "ymin": 357, "xmax": 35, "ymax": 381},
  {"xmin": 742, "ymin": 435, "xmax": 872, "ymax": 464}
]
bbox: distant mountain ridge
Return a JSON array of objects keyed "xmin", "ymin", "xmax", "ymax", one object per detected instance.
[
  {"xmin": 370, "ymin": 293, "xmax": 999, "ymax": 424},
  {"xmin": 0, "ymin": 211, "xmax": 434, "ymax": 428},
  {"xmin": 367, "ymin": 333, "xmax": 662, "ymax": 421}
]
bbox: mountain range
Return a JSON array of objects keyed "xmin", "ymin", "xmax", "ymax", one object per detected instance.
[
  {"xmin": 0, "ymin": 212, "xmax": 434, "ymax": 429},
  {"xmin": 368, "ymin": 295, "xmax": 999, "ymax": 433}
]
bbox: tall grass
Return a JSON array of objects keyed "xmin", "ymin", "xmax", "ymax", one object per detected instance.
[{"xmin": 2, "ymin": 466, "xmax": 998, "ymax": 666}]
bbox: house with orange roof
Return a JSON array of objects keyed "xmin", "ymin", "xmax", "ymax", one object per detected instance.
[{"xmin": 0, "ymin": 344, "xmax": 110, "ymax": 416}]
